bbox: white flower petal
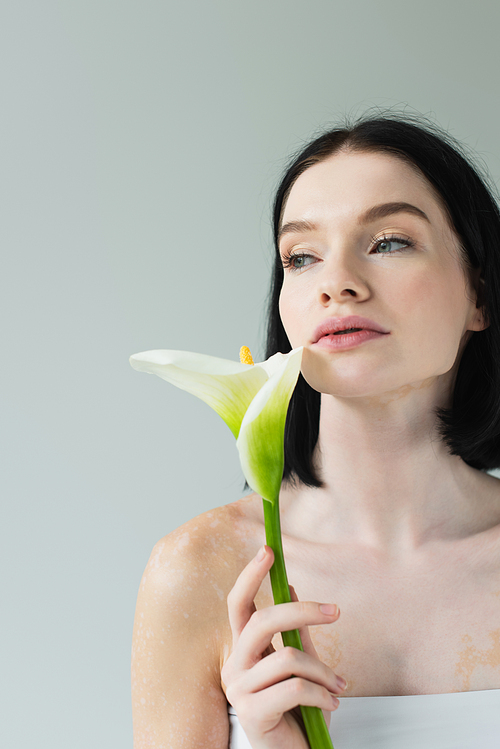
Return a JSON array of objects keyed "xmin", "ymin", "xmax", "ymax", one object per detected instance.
[{"xmin": 130, "ymin": 350, "xmax": 268, "ymax": 438}]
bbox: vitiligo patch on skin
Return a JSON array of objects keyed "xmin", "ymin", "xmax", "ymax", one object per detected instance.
[
  {"xmin": 311, "ymin": 626, "xmax": 342, "ymax": 670},
  {"xmin": 455, "ymin": 629, "xmax": 500, "ymax": 690},
  {"xmin": 311, "ymin": 626, "xmax": 352, "ymax": 693}
]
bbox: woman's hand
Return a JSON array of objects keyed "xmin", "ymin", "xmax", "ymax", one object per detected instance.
[{"xmin": 221, "ymin": 545, "xmax": 345, "ymax": 749}]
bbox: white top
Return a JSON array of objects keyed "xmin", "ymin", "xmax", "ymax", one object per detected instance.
[{"xmin": 228, "ymin": 690, "xmax": 500, "ymax": 748}]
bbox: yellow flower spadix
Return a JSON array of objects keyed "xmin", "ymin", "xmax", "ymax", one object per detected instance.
[{"xmin": 239, "ymin": 345, "xmax": 254, "ymax": 366}]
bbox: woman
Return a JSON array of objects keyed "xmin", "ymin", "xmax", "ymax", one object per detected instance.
[{"xmin": 131, "ymin": 115, "xmax": 500, "ymax": 748}]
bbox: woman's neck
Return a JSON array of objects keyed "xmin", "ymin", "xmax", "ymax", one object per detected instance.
[{"xmin": 279, "ymin": 383, "xmax": 497, "ymax": 555}]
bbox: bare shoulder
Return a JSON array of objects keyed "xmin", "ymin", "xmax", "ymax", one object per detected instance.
[
  {"xmin": 470, "ymin": 469, "xmax": 500, "ymax": 535},
  {"xmin": 141, "ymin": 494, "xmax": 264, "ymax": 596},
  {"xmin": 459, "ymin": 468, "xmax": 500, "ymax": 576},
  {"xmin": 132, "ymin": 495, "xmax": 263, "ymax": 748},
  {"xmin": 483, "ymin": 471, "xmax": 500, "ymax": 551}
]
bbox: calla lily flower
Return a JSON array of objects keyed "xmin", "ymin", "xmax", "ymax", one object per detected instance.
[
  {"xmin": 129, "ymin": 347, "xmax": 303, "ymax": 503},
  {"xmin": 129, "ymin": 344, "xmax": 334, "ymax": 748}
]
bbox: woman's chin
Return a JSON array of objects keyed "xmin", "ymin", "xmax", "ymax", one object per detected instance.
[
  {"xmin": 300, "ymin": 347, "xmax": 450, "ymax": 409},
  {"xmin": 300, "ymin": 345, "xmax": 375, "ymax": 395}
]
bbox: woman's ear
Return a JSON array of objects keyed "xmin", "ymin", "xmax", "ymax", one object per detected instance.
[{"xmin": 472, "ymin": 276, "xmax": 489, "ymax": 331}]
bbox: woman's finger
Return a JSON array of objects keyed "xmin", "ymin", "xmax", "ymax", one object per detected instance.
[
  {"xmin": 236, "ymin": 676, "xmax": 340, "ymax": 733},
  {"xmin": 234, "ymin": 643, "xmax": 346, "ymax": 696},
  {"xmin": 226, "ymin": 545, "xmax": 274, "ymax": 646},
  {"xmin": 289, "ymin": 584, "xmax": 341, "ymax": 661},
  {"xmin": 289, "ymin": 584, "xmax": 318, "ymax": 659},
  {"xmin": 233, "ymin": 598, "xmax": 340, "ymax": 670},
  {"xmin": 288, "ymin": 584, "xmax": 345, "ymax": 726}
]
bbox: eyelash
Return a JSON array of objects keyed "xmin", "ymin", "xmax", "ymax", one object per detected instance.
[
  {"xmin": 371, "ymin": 234, "xmax": 415, "ymax": 254},
  {"xmin": 281, "ymin": 234, "xmax": 415, "ymax": 271}
]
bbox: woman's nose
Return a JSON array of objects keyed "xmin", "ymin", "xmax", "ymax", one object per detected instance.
[{"xmin": 318, "ymin": 257, "xmax": 371, "ymax": 306}]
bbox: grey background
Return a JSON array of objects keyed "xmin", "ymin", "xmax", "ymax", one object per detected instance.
[{"xmin": 2, "ymin": 1, "xmax": 500, "ymax": 747}]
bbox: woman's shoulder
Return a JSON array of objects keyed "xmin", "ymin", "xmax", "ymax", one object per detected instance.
[
  {"xmin": 139, "ymin": 494, "xmax": 265, "ymax": 612},
  {"xmin": 132, "ymin": 500, "xmax": 263, "ymax": 745},
  {"xmin": 467, "ymin": 470, "xmax": 500, "ymax": 547}
]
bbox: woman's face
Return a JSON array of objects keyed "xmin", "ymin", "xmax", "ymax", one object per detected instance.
[{"xmin": 278, "ymin": 150, "xmax": 486, "ymax": 400}]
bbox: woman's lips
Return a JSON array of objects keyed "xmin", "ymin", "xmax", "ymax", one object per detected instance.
[{"xmin": 314, "ymin": 329, "xmax": 387, "ymax": 351}]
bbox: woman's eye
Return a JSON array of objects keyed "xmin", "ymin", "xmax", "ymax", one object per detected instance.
[
  {"xmin": 283, "ymin": 253, "xmax": 316, "ymax": 270},
  {"xmin": 372, "ymin": 236, "xmax": 411, "ymax": 254}
]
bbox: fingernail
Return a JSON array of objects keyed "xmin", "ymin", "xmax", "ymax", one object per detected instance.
[
  {"xmin": 337, "ymin": 676, "xmax": 347, "ymax": 690},
  {"xmin": 320, "ymin": 603, "xmax": 339, "ymax": 616},
  {"xmin": 256, "ymin": 546, "xmax": 266, "ymax": 562}
]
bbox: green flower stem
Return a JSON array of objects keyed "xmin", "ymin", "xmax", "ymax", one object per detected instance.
[{"xmin": 262, "ymin": 497, "xmax": 335, "ymax": 749}]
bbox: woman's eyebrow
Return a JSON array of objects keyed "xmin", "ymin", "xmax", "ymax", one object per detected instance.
[
  {"xmin": 278, "ymin": 219, "xmax": 317, "ymax": 243},
  {"xmin": 360, "ymin": 202, "xmax": 430, "ymax": 224},
  {"xmin": 278, "ymin": 203, "xmax": 430, "ymax": 243}
]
